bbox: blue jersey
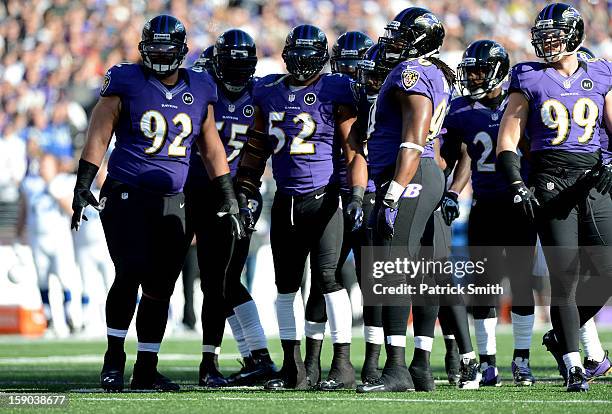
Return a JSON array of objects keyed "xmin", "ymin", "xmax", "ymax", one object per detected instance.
[
  {"xmin": 509, "ymin": 59, "xmax": 612, "ymax": 154},
  {"xmin": 443, "ymin": 92, "xmax": 529, "ymax": 199},
  {"xmin": 188, "ymin": 79, "xmax": 256, "ymax": 180},
  {"xmin": 102, "ymin": 64, "xmax": 217, "ymax": 195},
  {"xmin": 253, "ymin": 73, "xmax": 357, "ymax": 195},
  {"xmin": 367, "ymin": 58, "xmax": 452, "ymax": 184}
]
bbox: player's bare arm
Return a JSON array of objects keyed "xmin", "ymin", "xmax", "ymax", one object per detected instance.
[
  {"xmin": 71, "ymin": 95, "xmax": 120, "ymax": 230},
  {"xmin": 392, "ymin": 91, "xmax": 432, "ymax": 186},
  {"xmin": 197, "ymin": 104, "xmax": 231, "ymax": 179},
  {"xmin": 336, "ymin": 104, "xmax": 364, "ymax": 189},
  {"xmin": 81, "ymin": 96, "xmax": 121, "ymax": 166},
  {"xmin": 497, "ymin": 92, "xmax": 528, "ymax": 156}
]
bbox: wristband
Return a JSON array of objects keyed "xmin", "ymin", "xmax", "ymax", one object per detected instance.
[
  {"xmin": 75, "ymin": 159, "xmax": 99, "ymax": 190},
  {"xmin": 384, "ymin": 180, "xmax": 406, "ymax": 204},
  {"xmin": 496, "ymin": 150, "xmax": 523, "ymax": 184}
]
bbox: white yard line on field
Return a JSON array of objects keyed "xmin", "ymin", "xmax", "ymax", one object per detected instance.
[{"xmin": 74, "ymin": 396, "xmax": 612, "ymax": 404}]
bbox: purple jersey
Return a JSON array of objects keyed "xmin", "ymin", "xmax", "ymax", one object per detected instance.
[
  {"xmin": 336, "ymin": 86, "xmax": 377, "ymax": 194},
  {"xmin": 253, "ymin": 73, "xmax": 357, "ymax": 195},
  {"xmin": 188, "ymin": 79, "xmax": 256, "ymax": 180},
  {"xmin": 102, "ymin": 64, "xmax": 217, "ymax": 195},
  {"xmin": 367, "ymin": 58, "xmax": 452, "ymax": 183},
  {"xmin": 509, "ymin": 60, "xmax": 612, "ymax": 154},
  {"xmin": 443, "ymin": 93, "xmax": 529, "ymax": 198},
  {"xmin": 601, "ymin": 128, "xmax": 611, "ymax": 163}
]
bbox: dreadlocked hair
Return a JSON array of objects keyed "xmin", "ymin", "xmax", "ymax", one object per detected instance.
[{"xmin": 426, "ymin": 56, "xmax": 455, "ymax": 86}]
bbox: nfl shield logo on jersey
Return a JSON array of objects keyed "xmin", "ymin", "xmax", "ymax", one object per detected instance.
[
  {"xmin": 288, "ymin": 94, "xmax": 295, "ymax": 102},
  {"xmin": 546, "ymin": 182, "xmax": 555, "ymax": 191},
  {"xmin": 228, "ymin": 104, "xmax": 236, "ymax": 113}
]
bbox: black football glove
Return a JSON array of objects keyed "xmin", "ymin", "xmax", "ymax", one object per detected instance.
[
  {"xmin": 510, "ymin": 181, "xmax": 539, "ymax": 221},
  {"xmin": 237, "ymin": 192, "xmax": 256, "ymax": 233},
  {"xmin": 213, "ymin": 173, "xmax": 246, "ymax": 240},
  {"xmin": 345, "ymin": 186, "xmax": 365, "ymax": 232},
  {"xmin": 376, "ymin": 198, "xmax": 399, "ymax": 240},
  {"xmin": 586, "ymin": 162, "xmax": 612, "ymax": 195},
  {"xmin": 440, "ymin": 191, "xmax": 460, "ymax": 226},
  {"xmin": 71, "ymin": 159, "xmax": 100, "ymax": 231}
]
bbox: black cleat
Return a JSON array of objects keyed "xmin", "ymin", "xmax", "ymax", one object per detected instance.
[
  {"xmin": 316, "ymin": 363, "xmax": 355, "ymax": 391},
  {"xmin": 356, "ymin": 366, "xmax": 413, "ymax": 393},
  {"xmin": 542, "ymin": 330, "xmax": 567, "ymax": 382},
  {"xmin": 304, "ymin": 355, "xmax": 321, "ymax": 388},
  {"xmin": 199, "ymin": 360, "xmax": 228, "ymax": 388},
  {"xmin": 131, "ymin": 370, "xmax": 180, "ymax": 392},
  {"xmin": 566, "ymin": 366, "xmax": 589, "ymax": 392},
  {"xmin": 304, "ymin": 338, "xmax": 322, "ymax": 387},
  {"xmin": 408, "ymin": 364, "xmax": 435, "ymax": 392},
  {"xmin": 444, "ymin": 347, "xmax": 461, "ymax": 385},
  {"xmin": 263, "ymin": 369, "xmax": 308, "ymax": 391},
  {"xmin": 228, "ymin": 355, "xmax": 278, "ymax": 386},
  {"xmin": 317, "ymin": 343, "xmax": 355, "ymax": 391},
  {"xmin": 458, "ymin": 358, "xmax": 480, "ymax": 390},
  {"xmin": 100, "ymin": 351, "xmax": 125, "ymax": 393},
  {"xmin": 264, "ymin": 341, "xmax": 307, "ymax": 391},
  {"xmin": 361, "ymin": 342, "xmax": 382, "ymax": 384}
]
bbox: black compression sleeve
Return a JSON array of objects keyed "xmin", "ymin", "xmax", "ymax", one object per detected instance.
[
  {"xmin": 496, "ymin": 150, "xmax": 523, "ymax": 184},
  {"xmin": 75, "ymin": 159, "xmax": 99, "ymax": 190}
]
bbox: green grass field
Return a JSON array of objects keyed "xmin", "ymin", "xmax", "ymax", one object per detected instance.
[{"xmin": 0, "ymin": 330, "xmax": 611, "ymax": 413}]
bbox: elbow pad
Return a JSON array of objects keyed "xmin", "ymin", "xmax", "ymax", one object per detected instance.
[{"xmin": 235, "ymin": 129, "xmax": 273, "ymax": 195}]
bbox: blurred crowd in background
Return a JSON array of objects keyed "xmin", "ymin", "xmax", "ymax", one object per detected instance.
[{"xmin": 0, "ymin": 0, "xmax": 611, "ymax": 335}]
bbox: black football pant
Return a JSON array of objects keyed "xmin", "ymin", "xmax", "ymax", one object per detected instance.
[
  {"xmin": 305, "ymin": 192, "xmax": 382, "ymax": 328},
  {"xmin": 468, "ymin": 196, "xmax": 537, "ymax": 320},
  {"xmin": 372, "ymin": 158, "xmax": 445, "ymax": 340},
  {"xmin": 424, "ymin": 210, "xmax": 474, "ymax": 355},
  {"xmin": 100, "ymin": 178, "xmax": 189, "ymax": 346},
  {"xmin": 533, "ymin": 169, "xmax": 612, "ymax": 354},
  {"xmin": 184, "ymin": 178, "xmax": 254, "ymax": 348},
  {"xmin": 271, "ymin": 185, "xmax": 343, "ymax": 296}
]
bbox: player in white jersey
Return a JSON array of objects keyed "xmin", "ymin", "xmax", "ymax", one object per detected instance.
[
  {"xmin": 73, "ymin": 159, "xmax": 113, "ymax": 334},
  {"xmin": 21, "ymin": 153, "xmax": 83, "ymax": 335}
]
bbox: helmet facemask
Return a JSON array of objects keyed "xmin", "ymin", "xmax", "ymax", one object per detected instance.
[
  {"xmin": 139, "ymin": 41, "xmax": 187, "ymax": 77},
  {"xmin": 214, "ymin": 52, "xmax": 257, "ymax": 93},
  {"xmin": 282, "ymin": 47, "xmax": 328, "ymax": 81},
  {"xmin": 531, "ymin": 25, "xmax": 580, "ymax": 63},
  {"xmin": 457, "ymin": 59, "xmax": 503, "ymax": 99}
]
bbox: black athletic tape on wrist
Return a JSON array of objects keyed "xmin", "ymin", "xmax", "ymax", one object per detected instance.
[
  {"xmin": 212, "ymin": 173, "xmax": 237, "ymax": 202},
  {"xmin": 496, "ymin": 150, "xmax": 523, "ymax": 184},
  {"xmin": 75, "ymin": 159, "xmax": 99, "ymax": 190},
  {"xmin": 350, "ymin": 185, "xmax": 365, "ymax": 203}
]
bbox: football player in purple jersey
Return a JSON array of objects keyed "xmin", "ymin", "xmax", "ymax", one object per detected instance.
[
  {"xmin": 70, "ymin": 15, "xmax": 243, "ymax": 392},
  {"xmin": 194, "ymin": 46, "xmax": 214, "ymax": 72},
  {"xmin": 302, "ymin": 32, "xmax": 383, "ymax": 386},
  {"xmin": 442, "ymin": 40, "xmax": 538, "ymax": 387},
  {"xmin": 357, "ymin": 7, "xmax": 457, "ymax": 393},
  {"xmin": 184, "ymin": 30, "xmax": 277, "ymax": 388},
  {"xmin": 497, "ymin": 3, "xmax": 612, "ymax": 392},
  {"xmin": 234, "ymin": 24, "xmax": 359, "ymax": 390}
]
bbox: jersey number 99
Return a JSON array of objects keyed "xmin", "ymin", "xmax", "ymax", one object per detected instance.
[{"xmin": 540, "ymin": 98, "xmax": 599, "ymax": 146}]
